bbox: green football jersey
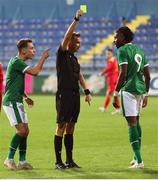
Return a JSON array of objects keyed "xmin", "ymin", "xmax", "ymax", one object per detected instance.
[
  {"xmin": 3, "ymin": 57, "xmax": 29, "ymax": 104},
  {"xmin": 117, "ymin": 43, "xmax": 149, "ymax": 94}
]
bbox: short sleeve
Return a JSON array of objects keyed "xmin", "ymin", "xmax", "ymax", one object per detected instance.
[
  {"xmin": 56, "ymin": 45, "xmax": 67, "ymax": 64},
  {"xmin": 117, "ymin": 48, "xmax": 128, "ymax": 66},
  {"xmin": 13, "ymin": 59, "xmax": 29, "ymax": 73},
  {"xmin": 57, "ymin": 45, "xmax": 66, "ymax": 56}
]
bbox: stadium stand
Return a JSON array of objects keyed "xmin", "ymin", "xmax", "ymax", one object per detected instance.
[
  {"xmin": 0, "ymin": 0, "xmax": 158, "ymax": 72},
  {"xmin": 134, "ymin": 16, "xmax": 158, "ymax": 68},
  {"xmin": 1, "ymin": 15, "xmax": 158, "ymax": 72},
  {"xmin": 0, "ymin": 17, "xmax": 121, "ymax": 71}
]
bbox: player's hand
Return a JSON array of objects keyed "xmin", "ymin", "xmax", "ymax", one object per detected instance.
[
  {"xmin": 113, "ymin": 96, "xmax": 120, "ymax": 108},
  {"xmin": 41, "ymin": 49, "xmax": 50, "ymax": 60},
  {"xmin": 142, "ymin": 96, "xmax": 148, "ymax": 108},
  {"xmin": 25, "ymin": 97, "xmax": 34, "ymax": 108},
  {"xmin": 85, "ymin": 94, "xmax": 92, "ymax": 106},
  {"xmin": 75, "ymin": 9, "xmax": 83, "ymax": 19}
]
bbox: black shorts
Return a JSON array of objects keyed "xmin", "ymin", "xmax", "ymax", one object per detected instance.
[{"xmin": 56, "ymin": 91, "xmax": 80, "ymax": 123}]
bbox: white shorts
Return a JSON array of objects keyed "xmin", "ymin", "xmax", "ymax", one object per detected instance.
[
  {"xmin": 3, "ymin": 102, "xmax": 28, "ymax": 126},
  {"xmin": 121, "ymin": 91, "xmax": 143, "ymax": 117}
]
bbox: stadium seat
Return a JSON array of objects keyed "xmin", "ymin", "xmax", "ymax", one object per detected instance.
[{"xmin": 1, "ymin": 16, "xmax": 158, "ymax": 71}]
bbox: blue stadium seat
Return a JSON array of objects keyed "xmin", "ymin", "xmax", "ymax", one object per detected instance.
[{"xmin": 1, "ymin": 16, "xmax": 158, "ymax": 70}]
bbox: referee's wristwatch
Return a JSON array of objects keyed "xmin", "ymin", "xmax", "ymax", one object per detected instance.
[
  {"xmin": 84, "ymin": 89, "xmax": 91, "ymax": 95},
  {"xmin": 74, "ymin": 17, "xmax": 79, "ymax": 21}
]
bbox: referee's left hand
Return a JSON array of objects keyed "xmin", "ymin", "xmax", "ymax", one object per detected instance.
[{"xmin": 85, "ymin": 95, "xmax": 92, "ymax": 106}]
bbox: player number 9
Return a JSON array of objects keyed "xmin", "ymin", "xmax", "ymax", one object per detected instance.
[{"xmin": 134, "ymin": 53, "xmax": 142, "ymax": 72}]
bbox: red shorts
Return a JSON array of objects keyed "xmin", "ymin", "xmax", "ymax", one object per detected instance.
[
  {"xmin": 106, "ymin": 85, "xmax": 115, "ymax": 94},
  {"xmin": 106, "ymin": 76, "xmax": 118, "ymax": 94}
]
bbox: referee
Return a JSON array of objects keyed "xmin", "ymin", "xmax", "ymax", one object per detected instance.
[{"xmin": 54, "ymin": 9, "xmax": 92, "ymax": 169}]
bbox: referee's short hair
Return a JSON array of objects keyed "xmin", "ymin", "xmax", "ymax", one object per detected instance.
[
  {"xmin": 17, "ymin": 38, "xmax": 33, "ymax": 51},
  {"xmin": 117, "ymin": 26, "xmax": 134, "ymax": 43}
]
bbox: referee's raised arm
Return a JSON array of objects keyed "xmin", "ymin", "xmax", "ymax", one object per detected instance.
[{"xmin": 61, "ymin": 9, "xmax": 83, "ymax": 50}]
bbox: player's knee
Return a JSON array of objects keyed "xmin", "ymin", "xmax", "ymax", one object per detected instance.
[
  {"xmin": 56, "ymin": 123, "xmax": 66, "ymax": 136},
  {"xmin": 56, "ymin": 128, "xmax": 64, "ymax": 136},
  {"xmin": 126, "ymin": 117, "xmax": 137, "ymax": 127},
  {"xmin": 66, "ymin": 123, "xmax": 75, "ymax": 134},
  {"xmin": 18, "ymin": 128, "xmax": 29, "ymax": 137},
  {"xmin": 128, "ymin": 121, "xmax": 137, "ymax": 127},
  {"xmin": 65, "ymin": 128, "xmax": 74, "ymax": 134}
]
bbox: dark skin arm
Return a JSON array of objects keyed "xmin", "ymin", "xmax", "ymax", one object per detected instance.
[
  {"xmin": 113, "ymin": 64, "xmax": 127, "ymax": 108},
  {"xmin": 142, "ymin": 66, "xmax": 150, "ymax": 108}
]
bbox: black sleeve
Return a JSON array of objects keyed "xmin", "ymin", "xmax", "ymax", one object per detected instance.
[
  {"xmin": 56, "ymin": 45, "xmax": 67, "ymax": 64},
  {"xmin": 57, "ymin": 45, "xmax": 67, "ymax": 55}
]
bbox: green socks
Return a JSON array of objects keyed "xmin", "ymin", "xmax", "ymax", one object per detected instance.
[
  {"xmin": 8, "ymin": 133, "xmax": 23, "ymax": 159},
  {"xmin": 133, "ymin": 122, "xmax": 142, "ymax": 161},
  {"xmin": 19, "ymin": 137, "xmax": 27, "ymax": 161},
  {"xmin": 137, "ymin": 122, "xmax": 142, "ymax": 148},
  {"xmin": 128, "ymin": 125, "xmax": 142, "ymax": 163},
  {"xmin": 8, "ymin": 133, "xmax": 27, "ymax": 161}
]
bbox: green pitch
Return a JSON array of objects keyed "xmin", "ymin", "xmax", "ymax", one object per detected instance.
[{"xmin": 0, "ymin": 95, "xmax": 158, "ymax": 179}]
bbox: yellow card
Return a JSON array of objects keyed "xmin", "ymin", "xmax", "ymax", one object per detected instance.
[{"xmin": 80, "ymin": 5, "xmax": 87, "ymax": 13}]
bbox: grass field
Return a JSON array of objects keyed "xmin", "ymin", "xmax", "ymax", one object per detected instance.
[{"xmin": 0, "ymin": 95, "xmax": 158, "ymax": 179}]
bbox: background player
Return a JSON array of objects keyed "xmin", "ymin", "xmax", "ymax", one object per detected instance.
[{"xmin": 99, "ymin": 48, "xmax": 120, "ymax": 114}]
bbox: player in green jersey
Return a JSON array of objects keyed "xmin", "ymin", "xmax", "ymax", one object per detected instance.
[
  {"xmin": 3, "ymin": 38, "xmax": 49, "ymax": 170},
  {"xmin": 113, "ymin": 27, "xmax": 150, "ymax": 168}
]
